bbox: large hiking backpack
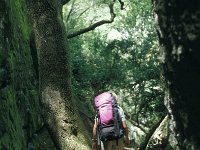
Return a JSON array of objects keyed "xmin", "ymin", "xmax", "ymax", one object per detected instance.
[{"xmin": 95, "ymin": 92, "xmax": 124, "ymax": 142}]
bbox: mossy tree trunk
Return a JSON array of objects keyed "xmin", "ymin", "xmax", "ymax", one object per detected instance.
[
  {"xmin": 154, "ymin": 0, "xmax": 200, "ymax": 149},
  {"xmin": 27, "ymin": 0, "xmax": 90, "ymax": 149}
]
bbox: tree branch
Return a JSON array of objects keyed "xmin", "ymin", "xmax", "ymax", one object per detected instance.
[
  {"xmin": 118, "ymin": 0, "xmax": 125, "ymax": 10},
  {"xmin": 62, "ymin": 0, "xmax": 71, "ymax": 5},
  {"xmin": 125, "ymin": 112, "xmax": 147, "ymax": 134},
  {"xmin": 77, "ymin": 6, "xmax": 91, "ymax": 20},
  {"xmin": 139, "ymin": 115, "xmax": 167, "ymax": 150},
  {"xmin": 66, "ymin": 0, "xmax": 75, "ymax": 22},
  {"xmin": 67, "ymin": 2, "xmax": 116, "ymax": 39}
]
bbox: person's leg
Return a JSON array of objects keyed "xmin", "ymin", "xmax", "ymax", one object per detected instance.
[
  {"xmin": 112, "ymin": 137, "xmax": 124, "ymax": 150},
  {"xmin": 103, "ymin": 141, "xmax": 112, "ymax": 150}
]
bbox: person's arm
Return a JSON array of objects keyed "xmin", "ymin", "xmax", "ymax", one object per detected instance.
[
  {"xmin": 122, "ymin": 121, "xmax": 130, "ymax": 146},
  {"xmin": 118, "ymin": 106, "xmax": 130, "ymax": 146},
  {"xmin": 92, "ymin": 120, "xmax": 97, "ymax": 150}
]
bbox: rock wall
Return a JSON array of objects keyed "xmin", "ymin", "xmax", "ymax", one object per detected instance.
[
  {"xmin": 145, "ymin": 116, "xmax": 171, "ymax": 150},
  {"xmin": 0, "ymin": 0, "xmax": 54, "ymax": 149}
]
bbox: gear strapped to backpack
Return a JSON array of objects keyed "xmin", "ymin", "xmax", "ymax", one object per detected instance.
[{"xmin": 94, "ymin": 92, "xmax": 124, "ymax": 142}]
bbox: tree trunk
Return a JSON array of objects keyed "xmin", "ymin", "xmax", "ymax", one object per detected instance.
[
  {"xmin": 154, "ymin": 0, "xmax": 200, "ymax": 149},
  {"xmin": 27, "ymin": 0, "xmax": 90, "ymax": 149}
]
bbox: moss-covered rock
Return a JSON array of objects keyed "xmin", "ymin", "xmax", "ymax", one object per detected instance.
[{"xmin": 0, "ymin": 0, "xmax": 54, "ymax": 149}]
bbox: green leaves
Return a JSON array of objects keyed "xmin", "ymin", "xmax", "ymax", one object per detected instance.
[{"xmin": 66, "ymin": 0, "xmax": 166, "ymax": 143}]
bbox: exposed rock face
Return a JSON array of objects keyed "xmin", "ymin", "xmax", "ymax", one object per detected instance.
[
  {"xmin": 154, "ymin": 0, "xmax": 200, "ymax": 149},
  {"xmin": 145, "ymin": 116, "xmax": 172, "ymax": 150},
  {"xmin": 0, "ymin": 0, "xmax": 54, "ymax": 149}
]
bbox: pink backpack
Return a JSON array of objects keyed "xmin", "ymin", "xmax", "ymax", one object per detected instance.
[
  {"xmin": 94, "ymin": 92, "xmax": 124, "ymax": 141},
  {"xmin": 95, "ymin": 92, "xmax": 114, "ymax": 126}
]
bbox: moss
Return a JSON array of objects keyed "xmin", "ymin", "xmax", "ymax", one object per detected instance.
[
  {"xmin": 0, "ymin": 88, "xmax": 24, "ymax": 149},
  {"xmin": 8, "ymin": 0, "xmax": 31, "ymax": 40},
  {"xmin": 0, "ymin": 0, "xmax": 54, "ymax": 149}
]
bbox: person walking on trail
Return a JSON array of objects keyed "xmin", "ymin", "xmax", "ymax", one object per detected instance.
[{"xmin": 92, "ymin": 91, "xmax": 130, "ymax": 150}]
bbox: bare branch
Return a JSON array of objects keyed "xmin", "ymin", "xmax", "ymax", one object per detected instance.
[
  {"xmin": 67, "ymin": 1, "xmax": 116, "ymax": 39},
  {"xmin": 125, "ymin": 112, "xmax": 147, "ymax": 134},
  {"xmin": 77, "ymin": 6, "xmax": 91, "ymax": 19},
  {"xmin": 66, "ymin": 0, "xmax": 75, "ymax": 22},
  {"xmin": 118, "ymin": 0, "xmax": 125, "ymax": 10}
]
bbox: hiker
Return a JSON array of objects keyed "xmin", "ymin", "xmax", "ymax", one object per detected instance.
[{"xmin": 92, "ymin": 91, "xmax": 130, "ymax": 150}]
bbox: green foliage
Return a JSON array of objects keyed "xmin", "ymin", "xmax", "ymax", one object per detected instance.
[{"xmin": 64, "ymin": 0, "xmax": 166, "ymax": 147}]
